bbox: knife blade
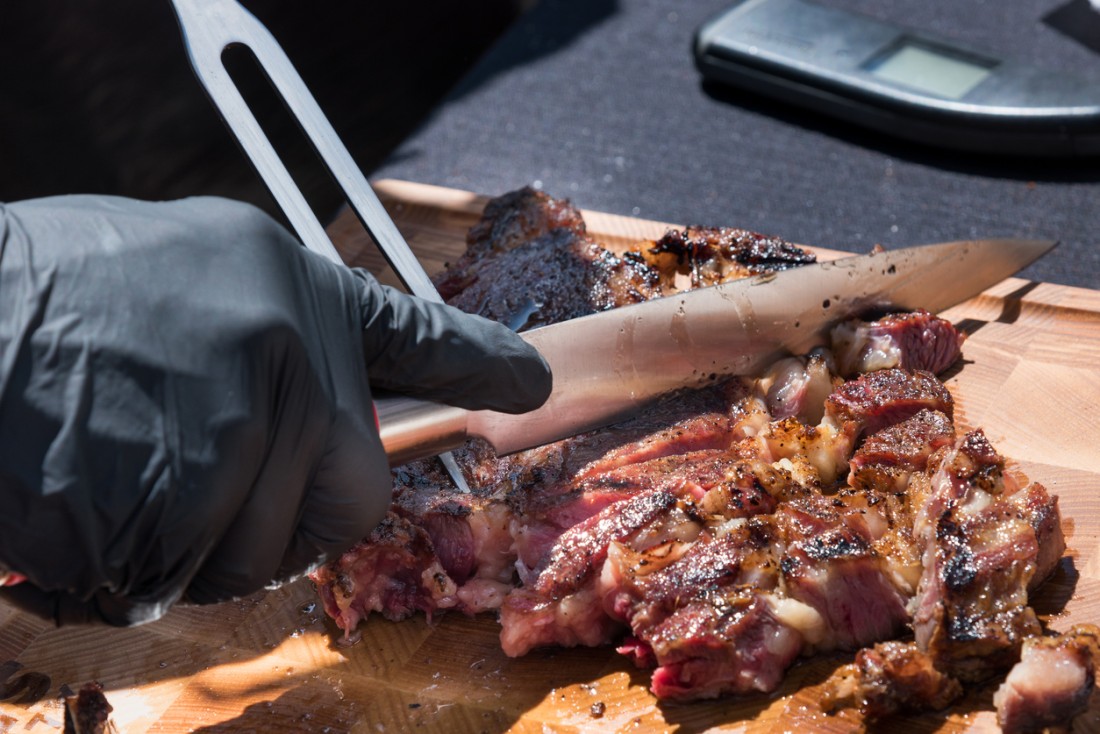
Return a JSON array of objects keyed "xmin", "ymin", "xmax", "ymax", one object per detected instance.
[{"xmin": 378, "ymin": 237, "xmax": 1054, "ymax": 466}]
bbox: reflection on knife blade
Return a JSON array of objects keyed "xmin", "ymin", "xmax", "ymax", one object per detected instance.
[{"xmin": 381, "ymin": 232, "xmax": 1053, "ymax": 465}]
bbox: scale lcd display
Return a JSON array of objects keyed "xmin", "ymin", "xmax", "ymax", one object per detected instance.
[{"xmin": 864, "ymin": 38, "xmax": 995, "ymax": 99}]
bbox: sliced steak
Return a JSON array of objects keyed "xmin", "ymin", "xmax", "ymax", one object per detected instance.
[
  {"xmin": 641, "ymin": 589, "xmax": 804, "ymax": 700},
  {"xmin": 910, "ymin": 431, "xmax": 1043, "ymax": 680},
  {"xmin": 501, "ymin": 484, "xmax": 704, "ymax": 657},
  {"xmin": 825, "ymin": 368, "xmax": 954, "ymax": 439},
  {"xmin": 848, "ymin": 408, "xmax": 956, "ymax": 495},
  {"xmin": 605, "ymin": 519, "xmax": 782, "ymax": 629},
  {"xmin": 777, "ymin": 497, "xmax": 911, "ymax": 651},
  {"xmin": 306, "ymin": 187, "xmax": 1066, "ymax": 717},
  {"xmin": 499, "ymin": 585, "xmax": 624, "ymax": 657},
  {"xmin": 831, "ymin": 309, "xmax": 965, "ymax": 378},
  {"xmin": 1007, "ymin": 481, "xmax": 1065, "ymax": 592}
]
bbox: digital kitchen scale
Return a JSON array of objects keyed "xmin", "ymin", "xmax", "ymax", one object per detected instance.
[{"xmin": 694, "ymin": 0, "xmax": 1100, "ymax": 156}]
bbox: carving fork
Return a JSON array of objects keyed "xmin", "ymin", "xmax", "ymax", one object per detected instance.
[{"xmin": 169, "ymin": 0, "xmax": 472, "ymax": 491}]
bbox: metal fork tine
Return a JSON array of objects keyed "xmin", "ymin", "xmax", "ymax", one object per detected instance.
[{"xmin": 170, "ymin": 0, "xmax": 471, "ymax": 491}]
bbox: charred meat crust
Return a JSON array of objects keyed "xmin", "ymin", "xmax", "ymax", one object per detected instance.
[{"xmin": 309, "ymin": 187, "xmax": 1062, "ymax": 721}]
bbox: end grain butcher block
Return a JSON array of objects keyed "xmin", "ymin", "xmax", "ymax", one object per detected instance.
[{"xmin": 1, "ymin": 180, "xmax": 1098, "ymax": 733}]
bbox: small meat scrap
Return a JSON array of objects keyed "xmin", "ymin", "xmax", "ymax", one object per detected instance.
[
  {"xmin": 312, "ymin": 512, "xmax": 459, "ymax": 642},
  {"xmin": 821, "ymin": 640, "xmax": 963, "ymax": 722},
  {"xmin": 641, "ymin": 226, "xmax": 816, "ymax": 290},
  {"xmin": 63, "ymin": 682, "xmax": 115, "ymax": 734},
  {"xmin": 831, "ymin": 309, "xmax": 966, "ymax": 378},
  {"xmin": 993, "ymin": 624, "xmax": 1100, "ymax": 734}
]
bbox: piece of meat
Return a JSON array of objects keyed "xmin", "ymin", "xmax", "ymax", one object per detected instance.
[
  {"xmin": 311, "ymin": 513, "xmax": 458, "ymax": 641},
  {"xmin": 306, "ymin": 187, "xmax": 1066, "ymax": 717},
  {"xmin": 392, "ymin": 487, "xmax": 478, "ymax": 585},
  {"xmin": 909, "ymin": 431, "xmax": 1043, "ymax": 680},
  {"xmin": 776, "ymin": 497, "xmax": 911, "ymax": 652},
  {"xmin": 821, "ymin": 641, "xmax": 963, "ymax": 722},
  {"xmin": 527, "ymin": 487, "xmax": 690, "ymax": 601},
  {"xmin": 504, "ymin": 381, "xmax": 762, "ymax": 579},
  {"xmin": 641, "ymin": 589, "xmax": 804, "ymax": 700},
  {"xmin": 830, "ymin": 410, "xmax": 957, "ymax": 599},
  {"xmin": 847, "ymin": 408, "xmax": 956, "ymax": 495},
  {"xmin": 759, "ymin": 416, "xmax": 857, "ymax": 487},
  {"xmin": 441, "ymin": 227, "xmax": 661, "ymax": 330},
  {"xmin": 1006, "ymin": 480, "xmax": 1065, "ymax": 592},
  {"xmin": 500, "ymin": 483, "xmax": 707, "ymax": 657},
  {"xmin": 499, "ymin": 585, "xmax": 625, "ymax": 657},
  {"xmin": 831, "ymin": 310, "xmax": 966, "ymax": 378},
  {"xmin": 824, "ymin": 368, "xmax": 954, "ymax": 439},
  {"xmin": 564, "ymin": 379, "xmax": 760, "ymax": 484},
  {"xmin": 434, "ymin": 186, "xmax": 587, "ymax": 299},
  {"xmin": 993, "ymin": 625, "xmax": 1100, "ymax": 734},
  {"xmin": 761, "ymin": 350, "xmax": 839, "ymax": 424},
  {"xmin": 392, "ymin": 480, "xmax": 517, "ymax": 592},
  {"xmin": 465, "ymin": 186, "xmax": 587, "ymax": 258},
  {"xmin": 63, "ymin": 682, "xmax": 115, "ymax": 734},
  {"xmin": 388, "ymin": 450, "xmax": 522, "ymax": 614},
  {"xmin": 640, "ymin": 226, "xmax": 817, "ymax": 290},
  {"xmin": 604, "ymin": 516, "xmax": 782, "ymax": 629},
  {"xmin": 501, "ymin": 453, "xmax": 785, "ymax": 660}
]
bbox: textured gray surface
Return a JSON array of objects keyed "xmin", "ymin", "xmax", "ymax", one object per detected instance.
[
  {"xmin": 0, "ymin": 0, "xmax": 523, "ymax": 223},
  {"xmin": 375, "ymin": 0, "xmax": 1100, "ymax": 289}
]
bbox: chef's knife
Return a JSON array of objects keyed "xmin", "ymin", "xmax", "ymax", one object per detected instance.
[{"xmin": 379, "ymin": 237, "xmax": 1053, "ymax": 466}]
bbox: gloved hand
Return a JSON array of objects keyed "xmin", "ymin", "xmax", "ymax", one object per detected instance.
[{"xmin": 0, "ymin": 194, "xmax": 551, "ymax": 626}]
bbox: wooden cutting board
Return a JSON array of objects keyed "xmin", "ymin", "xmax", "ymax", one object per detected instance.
[{"xmin": 2, "ymin": 180, "xmax": 1099, "ymax": 733}]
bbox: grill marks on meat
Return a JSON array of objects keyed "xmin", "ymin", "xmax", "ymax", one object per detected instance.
[
  {"xmin": 776, "ymin": 496, "xmax": 911, "ymax": 652},
  {"xmin": 825, "ymin": 368, "xmax": 953, "ymax": 439},
  {"xmin": 847, "ymin": 408, "xmax": 956, "ymax": 496},
  {"xmin": 307, "ymin": 188, "xmax": 1065, "ymax": 721},
  {"xmin": 909, "ymin": 431, "xmax": 1047, "ymax": 681},
  {"xmin": 825, "ymin": 429, "xmax": 1069, "ymax": 725}
]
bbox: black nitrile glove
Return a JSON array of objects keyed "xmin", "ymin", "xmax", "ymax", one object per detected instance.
[{"xmin": 0, "ymin": 195, "xmax": 550, "ymax": 626}]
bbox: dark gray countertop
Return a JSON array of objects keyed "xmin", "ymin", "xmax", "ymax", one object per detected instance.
[{"xmin": 374, "ymin": 0, "xmax": 1100, "ymax": 289}]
